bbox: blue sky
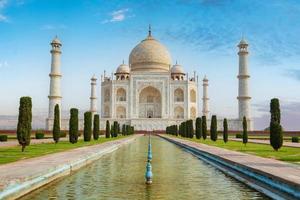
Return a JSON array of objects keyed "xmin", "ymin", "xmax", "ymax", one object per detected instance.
[{"xmin": 0, "ymin": 0, "xmax": 300, "ymax": 130}]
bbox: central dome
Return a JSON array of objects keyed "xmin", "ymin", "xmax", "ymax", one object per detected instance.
[{"xmin": 129, "ymin": 30, "xmax": 172, "ymax": 72}]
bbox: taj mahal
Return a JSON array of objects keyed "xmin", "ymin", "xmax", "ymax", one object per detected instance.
[{"xmin": 46, "ymin": 27, "xmax": 253, "ymax": 131}]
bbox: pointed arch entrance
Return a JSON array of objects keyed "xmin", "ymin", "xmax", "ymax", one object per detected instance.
[{"xmin": 138, "ymin": 86, "xmax": 162, "ymax": 118}]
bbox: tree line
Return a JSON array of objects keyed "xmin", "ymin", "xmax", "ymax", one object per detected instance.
[{"xmin": 166, "ymin": 98, "xmax": 284, "ymax": 151}]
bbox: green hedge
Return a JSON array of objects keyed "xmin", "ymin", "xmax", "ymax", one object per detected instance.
[
  {"xmin": 236, "ymin": 133, "xmax": 242, "ymax": 138},
  {"xmin": 292, "ymin": 137, "xmax": 299, "ymax": 143},
  {"xmin": 35, "ymin": 132, "xmax": 44, "ymax": 139},
  {"xmin": 60, "ymin": 132, "xmax": 67, "ymax": 138},
  {"xmin": 0, "ymin": 135, "xmax": 8, "ymax": 142}
]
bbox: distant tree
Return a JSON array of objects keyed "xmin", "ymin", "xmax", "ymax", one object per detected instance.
[
  {"xmin": 53, "ymin": 104, "xmax": 60, "ymax": 143},
  {"xmin": 242, "ymin": 116, "xmax": 248, "ymax": 145},
  {"xmin": 105, "ymin": 120, "xmax": 110, "ymax": 138},
  {"xmin": 83, "ymin": 112, "xmax": 92, "ymax": 141},
  {"xmin": 110, "ymin": 124, "xmax": 114, "ymax": 138},
  {"xmin": 270, "ymin": 98, "xmax": 283, "ymax": 151},
  {"xmin": 187, "ymin": 120, "xmax": 194, "ymax": 138},
  {"xmin": 210, "ymin": 115, "xmax": 217, "ymax": 141},
  {"xmin": 202, "ymin": 116, "xmax": 207, "ymax": 140},
  {"xmin": 93, "ymin": 114, "xmax": 100, "ymax": 140},
  {"xmin": 69, "ymin": 108, "xmax": 79, "ymax": 144},
  {"xmin": 175, "ymin": 125, "xmax": 178, "ymax": 136},
  {"xmin": 223, "ymin": 118, "xmax": 228, "ymax": 143},
  {"xmin": 122, "ymin": 124, "xmax": 126, "ymax": 135},
  {"xmin": 16, "ymin": 96, "xmax": 32, "ymax": 152},
  {"xmin": 195, "ymin": 117, "xmax": 202, "ymax": 139},
  {"xmin": 113, "ymin": 121, "xmax": 118, "ymax": 137}
]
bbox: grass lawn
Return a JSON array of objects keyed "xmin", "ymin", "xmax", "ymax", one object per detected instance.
[
  {"xmin": 179, "ymin": 137, "xmax": 300, "ymax": 164},
  {"xmin": 0, "ymin": 136, "xmax": 128, "ymax": 165}
]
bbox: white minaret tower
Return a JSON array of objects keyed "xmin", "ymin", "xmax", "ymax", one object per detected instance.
[
  {"xmin": 237, "ymin": 38, "xmax": 251, "ymax": 120},
  {"xmin": 202, "ymin": 75, "xmax": 209, "ymax": 117},
  {"xmin": 46, "ymin": 36, "xmax": 62, "ymax": 130},
  {"xmin": 90, "ymin": 75, "xmax": 97, "ymax": 115}
]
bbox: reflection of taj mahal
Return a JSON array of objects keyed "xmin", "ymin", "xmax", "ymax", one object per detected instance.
[{"xmin": 46, "ymin": 26, "xmax": 253, "ymax": 131}]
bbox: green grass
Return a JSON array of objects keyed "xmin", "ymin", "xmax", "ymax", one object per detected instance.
[
  {"xmin": 177, "ymin": 136, "xmax": 300, "ymax": 164},
  {"xmin": 0, "ymin": 136, "xmax": 128, "ymax": 165}
]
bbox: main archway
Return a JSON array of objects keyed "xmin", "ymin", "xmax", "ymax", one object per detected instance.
[{"xmin": 139, "ymin": 86, "xmax": 162, "ymax": 118}]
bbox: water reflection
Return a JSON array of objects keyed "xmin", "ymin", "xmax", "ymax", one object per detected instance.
[{"xmin": 23, "ymin": 136, "xmax": 268, "ymax": 200}]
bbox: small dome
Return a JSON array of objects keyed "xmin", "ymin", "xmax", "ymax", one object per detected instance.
[
  {"xmin": 171, "ymin": 63, "xmax": 184, "ymax": 74},
  {"xmin": 129, "ymin": 29, "xmax": 172, "ymax": 72},
  {"xmin": 51, "ymin": 36, "xmax": 61, "ymax": 45},
  {"xmin": 116, "ymin": 63, "xmax": 130, "ymax": 74}
]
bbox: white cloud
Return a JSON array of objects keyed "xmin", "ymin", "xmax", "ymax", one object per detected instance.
[
  {"xmin": 0, "ymin": 61, "xmax": 9, "ymax": 68},
  {"xmin": 0, "ymin": 13, "xmax": 7, "ymax": 21},
  {"xmin": 102, "ymin": 8, "xmax": 131, "ymax": 24}
]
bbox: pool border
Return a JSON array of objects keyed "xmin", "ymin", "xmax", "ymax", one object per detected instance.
[
  {"xmin": 0, "ymin": 136, "xmax": 139, "ymax": 200},
  {"xmin": 159, "ymin": 135, "xmax": 300, "ymax": 200}
]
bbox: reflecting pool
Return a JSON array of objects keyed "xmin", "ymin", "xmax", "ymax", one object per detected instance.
[{"xmin": 23, "ymin": 136, "xmax": 268, "ymax": 200}]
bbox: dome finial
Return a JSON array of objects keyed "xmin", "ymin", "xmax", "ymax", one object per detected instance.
[
  {"xmin": 148, "ymin": 24, "xmax": 152, "ymax": 37},
  {"xmin": 175, "ymin": 60, "xmax": 178, "ymax": 65},
  {"xmin": 122, "ymin": 59, "xmax": 125, "ymax": 64}
]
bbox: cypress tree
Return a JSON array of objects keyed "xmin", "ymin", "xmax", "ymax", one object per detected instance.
[
  {"xmin": 53, "ymin": 104, "xmax": 60, "ymax": 143},
  {"xmin": 83, "ymin": 111, "xmax": 92, "ymax": 141},
  {"xmin": 110, "ymin": 124, "xmax": 114, "ymax": 137},
  {"xmin": 202, "ymin": 116, "xmax": 207, "ymax": 140},
  {"xmin": 175, "ymin": 125, "xmax": 178, "ymax": 136},
  {"xmin": 113, "ymin": 121, "xmax": 118, "ymax": 137},
  {"xmin": 270, "ymin": 98, "xmax": 283, "ymax": 151},
  {"xmin": 16, "ymin": 96, "xmax": 32, "ymax": 152},
  {"xmin": 223, "ymin": 118, "xmax": 228, "ymax": 143},
  {"xmin": 242, "ymin": 116, "xmax": 248, "ymax": 145},
  {"xmin": 105, "ymin": 120, "xmax": 110, "ymax": 138},
  {"xmin": 210, "ymin": 115, "xmax": 217, "ymax": 141},
  {"xmin": 122, "ymin": 124, "xmax": 126, "ymax": 135},
  {"xmin": 93, "ymin": 114, "xmax": 100, "ymax": 140},
  {"xmin": 195, "ymin": 117, "xmax": 202, "ymax": 139},
  {"xmin": 187, "ymin": 120, "xmax": 194, "ymax": 138},
  {"xmin": 69, "ymin": 108, "xmax": 79, "ymax": 144}
]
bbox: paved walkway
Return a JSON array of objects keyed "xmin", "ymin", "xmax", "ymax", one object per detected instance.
[
  {"xmin": 230, "ymin": 138, "xmax": 300, "ymax": 148},
  {"xmin": 0, "ymin": 135, "xmax": 139, "ymax": 199},
  {"xmin": 0, "ymin": 138, "xmax": 69, "ymax": 148},
  {"xmin": 161, "ymin": 135, "xmax": 300, "ymax": 188}
]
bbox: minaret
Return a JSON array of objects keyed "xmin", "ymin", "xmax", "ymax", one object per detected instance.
[
  {"xmin": 237, "ymin": 38, "xmax": 251, "ymax": 120},
  {"xmin": 202, "ymin": 76, "xmax": 209, "ymax": 117},
  {"xmin": 90, "ymin": 75, "xmax": 97, "ymax": 115},
  {"xmin": 46, "ymin": 36, "xmax": 62, "ymax": 130}
]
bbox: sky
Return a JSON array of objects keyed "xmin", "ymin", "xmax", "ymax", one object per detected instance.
[{"xmin": 0, "ymin": 0, "xmax": 300, "ymax": 130}]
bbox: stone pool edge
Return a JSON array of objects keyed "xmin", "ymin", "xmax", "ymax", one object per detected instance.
[
  {"xmin": 0, "ymin": 135, "xmax": 140, "ymax": 200},
  {"xmin": 159, "ymin": 135, "xmax": 300, "ymax": 200}
]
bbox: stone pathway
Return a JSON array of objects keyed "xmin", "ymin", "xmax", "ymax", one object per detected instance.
[
  {"xmin": 161, "ymin": 135, "xmax": 300, "ymax": 188},
  {"xmin": 230, "ymin": 138, "xmax": 300, "ymax": 148},
  {"xmin": 0, "ymin": 135, "xmax": 139, "ymax": 200}
]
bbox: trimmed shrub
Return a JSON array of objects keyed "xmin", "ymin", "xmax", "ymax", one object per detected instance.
[
  {"xmin": 69, "ymin": 108, "xmax": 79, "ymax": 144},
  {"xmin": 17, "ymin": 96, "xmax": 32, "ymax": 151},
  {"xmin": 35, "ymin": 132, "xmax": 44, "ymax": 139},
  {"xmin": 53, "ymin": 104, "xmax": 60, "ymax": 143},
  {"xmin": 195, "ymin": 117, "xmax": 202, "ymax": 139},
  {"xmin": 105, "ymin": 120, "xmax": 110, "ymax": 138},
  {"xmin": 242, "ymin": 116, "xmax": 248, "ymax": 145},
  {"xmin": 83, "ymin": 111, "xmax": 92, "ymax": 141},
  {"xmin": 236, "ymin": 133, "xmax": 242, "ymax": 138},
  {"xmin": 113, "ymin": 121, "xmax": 118, "ymax": 137},
  {"xmin": 202, "ymin": 116, "xmax": 207, "ymax": 140},
  {"xmin": 223, "ymin": 118, "xmax": 228, "ymax": 143},
  {"xmin": 210, "ymin": 115, "xmax": 217, "ymax": 141},
  {"xmin": 0, "ymin": 135, "xmax": 8, "ymax": 142},
  {"xmin": 291, "ymin": 137, "xmax": 299, "ymax": 143},
  {"xmin": 270, "ymin": 98, "xmax": 283, "ymax": 151},
  {"xmin": 93, "ymin": 114, "xmax": 100, "ymax": 140}
]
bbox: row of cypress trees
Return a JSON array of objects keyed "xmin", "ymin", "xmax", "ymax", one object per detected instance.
[
  {"xmin": 105, "ymin": 120, "xmax": 134, "ymax": 138},
  {"xmin": 166, "ymin": 114, "xmax": 249, "ymax": 145}
]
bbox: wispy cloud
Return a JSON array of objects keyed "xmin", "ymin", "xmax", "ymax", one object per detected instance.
[
  {"xmin": 102, "ymin": 8, "xmax": 131, "ymax": 24},
  {"xmin": 0, "ymin": 0, "xmax": 8, "ymax": 22}
]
